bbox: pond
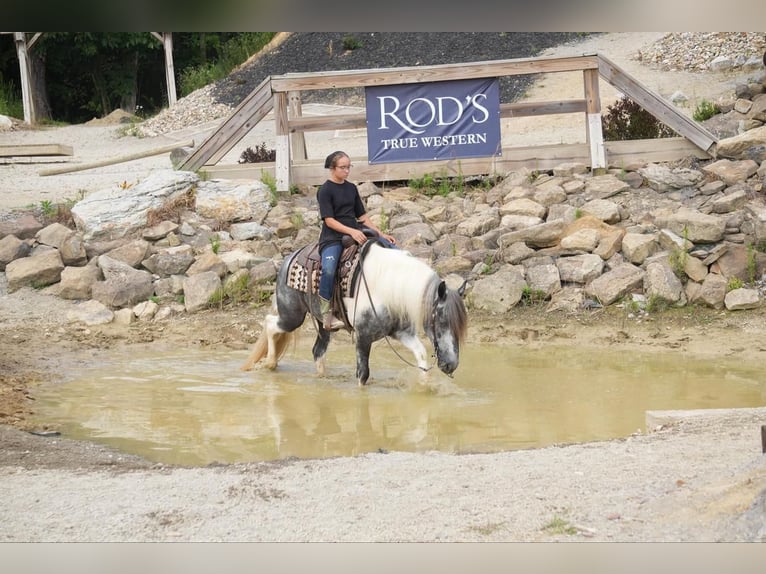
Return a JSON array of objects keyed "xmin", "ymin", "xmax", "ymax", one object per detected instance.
[{"xmin": 31, "ymin": 341, "xmax": 766, "ymax": 466}]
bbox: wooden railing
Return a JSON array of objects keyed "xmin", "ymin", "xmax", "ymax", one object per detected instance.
[{"xmin": 179, "ymin": 53, "xmax": 718, "ymax": 191}]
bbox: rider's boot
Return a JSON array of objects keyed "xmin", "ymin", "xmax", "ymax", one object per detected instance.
[{"xmin": 319, "ymin": 297, "xmax": 344, "ymax": 331}]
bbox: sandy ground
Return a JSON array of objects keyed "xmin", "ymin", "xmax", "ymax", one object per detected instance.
[{"xmin": 1, "ymin": 33, "xmax": 766, "ymax": 543}]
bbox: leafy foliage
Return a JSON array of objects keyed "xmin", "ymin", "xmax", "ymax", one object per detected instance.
[
  {"xmin": 692, "ymin": 99, "xmax": 720, "ymax": 122},
  {"xmin": 601, "ymin": 96, "xmax": 676, "ymax": 141},
  {"xmin": 239, "ymin": 142, "xmax": 276, "ymax": 163}
]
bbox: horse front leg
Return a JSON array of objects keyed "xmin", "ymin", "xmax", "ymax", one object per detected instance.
[
  {"xmin": 395, "ymin": 330, "xmax": 431, "ymax": 379},
  {"xmin": 312, "ymin": 326, "xmax": 332, "ymax": 377},
  {"xmin": 355, "ymin": 335, "xmax": 373, "ymax": 386}
]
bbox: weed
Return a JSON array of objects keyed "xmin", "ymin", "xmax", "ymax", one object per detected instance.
[
  {"xmin": 727, "ymin": 277, "xmax": 744, "ymax": 292},
  {"xmin": 290, "ymin": 212, "xmax": 304, "ymax": 228},
  {"xmin": 692, "ymin": 99, "xmax": 720, "ymax": 122},
  {"xmin": 260, "ymin": 171, "xmax": 278, "ymax": 206},
  {"xmin": 342, "ymin": 35, "xmax": 362, "ymax": 50},
  {"xmin": 39, "ymin": 200, "xmax": 56, "ymax": 217},
  {"xmin": 574, "ymin": 208, "xmax": 583, "ymax": 219},
  {"xmin": 378, "ymin": 208, "xmax": 389, "ymax": 233},
  {"xmin": 646, "ymin": 294, "xmax": 670, "ymax": 314},
  {"xmin": 209, "ymin": 235, "xmax": 221, "ymax": 255},
  {"xmin": 520, "ymin": 286, "xmax": 547, "ymax": 306},
  {"xmin": 542, "ymin": 516, "xmax": 577, "ymax": 536}
]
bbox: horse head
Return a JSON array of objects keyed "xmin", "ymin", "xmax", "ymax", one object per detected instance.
[{"xmin": 428, "ymin": 279, "xmax": 468, "ymax": 376}]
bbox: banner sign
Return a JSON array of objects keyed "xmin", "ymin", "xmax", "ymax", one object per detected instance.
[{"xmin": 365, "ymin": 77, "xmax": 501, "ymax": 164}]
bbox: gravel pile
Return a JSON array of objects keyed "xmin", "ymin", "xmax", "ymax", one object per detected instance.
[
  {"xmin": 636, "ymin": 32, "xmax": 766, "ymax": 72},
  {"xmin": 138, "ymin": 32, "xmax": 766, "ymax": 138}
]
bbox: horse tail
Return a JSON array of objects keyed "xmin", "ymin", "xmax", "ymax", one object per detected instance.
[{"xmin": 240, "ymin": 326, "xmax": 296, "ymax": 371}]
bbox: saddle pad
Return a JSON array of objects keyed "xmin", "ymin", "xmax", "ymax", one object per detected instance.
[{"xmin": 285, "ymin": 241, "xmax": 365, "ymax": 298}]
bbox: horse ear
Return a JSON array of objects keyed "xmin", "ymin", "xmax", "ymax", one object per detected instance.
[
  {"xmin": 457, "ymin": 279, "xmax": 468, "ymax": 298},
  {"xmin": 437, "ymin": 280, "xmax": 448, "ymax": 300}
]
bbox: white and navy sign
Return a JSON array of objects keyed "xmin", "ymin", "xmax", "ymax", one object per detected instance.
[{"xmin": 365, "ymin": 78, "xmax": 501, "ymax": 164}]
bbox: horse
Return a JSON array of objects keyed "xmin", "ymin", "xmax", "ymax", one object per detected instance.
[{"xmin": 241, "ymin": 240, "xmax": 468, "ymax": 386}]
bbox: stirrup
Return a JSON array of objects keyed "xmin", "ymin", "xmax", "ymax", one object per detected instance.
[{"xmin": 323, "ymin": 312, "xmax": 344, "ymax": 331}]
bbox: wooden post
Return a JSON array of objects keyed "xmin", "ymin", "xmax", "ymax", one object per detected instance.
[
  {"xmin": 288, "ymin": 91, "xmax": 308, "ymax": 161},
  {"xmin": 274, "ymin": 92, "xmax": 290, "ymax": 192},
  {"xmin": 583, "ymin": 68, "xmax": 606, "ymax": 171},
  {"xmin": 151, "ymin": 32, "xmax": 177, "ymax": 108},
  {"xmin": 761, "ymin": 425, "xmax": 766, "ymax": 454},
  {"xmin": 13, "ymin": 32, "xmax": 34, "ymax": 124}
]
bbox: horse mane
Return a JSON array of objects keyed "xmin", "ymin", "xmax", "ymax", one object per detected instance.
[{"xmin": 361, "ymin": 244, "xmax": 467, "ymax": 341}]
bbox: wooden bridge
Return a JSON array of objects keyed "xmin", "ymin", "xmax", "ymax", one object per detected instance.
[{"xmin": 178, "ymin": 52, "xmax": 719, "ymax": 191}]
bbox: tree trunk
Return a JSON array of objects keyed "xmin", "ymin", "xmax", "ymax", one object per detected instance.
[
  {"xmin": 29, "ymin": 51, "xmax": 52, "ymax": 121},
  {"xmin": 120, "ymin": 51, "xmax": 138, "ymax": 113}
]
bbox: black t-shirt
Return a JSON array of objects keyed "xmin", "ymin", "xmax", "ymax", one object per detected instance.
[{"xmin": 317, "ymin": 179, "xmax": 366, "ymax": 251}]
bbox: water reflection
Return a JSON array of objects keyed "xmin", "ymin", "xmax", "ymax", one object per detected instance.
[{"xmin": 32, "ymin": 342, "xmax": 766, "ymax": 466}]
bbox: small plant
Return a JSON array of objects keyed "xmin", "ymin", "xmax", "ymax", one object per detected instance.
[
  {"xmin": 342, "ymin": 35, "xmax": 362, "ymax": 50},
  {"xmin": 239, "ymin": 142, "xmax": 276, "ymax": 164},
  {"xmin": 646, "ymin": 294, "xmax": 670, "ymax": 314},
  {"xmin": 574, "ymin": 208, "xmax": 583, "ymax": 219},
  {"xmin": 39, "ymin": 200, "xmax": 56, "ymax": 217},
  {"xmin": 542, "ymin": 516, "xmax": 578, "ymax": 536},
  {"xmin": 378, "ymin": 208, "xmax": 389, "ymax": 233},
  {"xmin": 520, "ymin": 286, "xmax": 547, "ymax": 306},
  {"xmin": 260, "ymin": 171, "xmax": 278, "ymax": 206},
  {"xmin": 693, "ymin": 99, "xmax": 720, "ymax": 122},
  {"xmin": 209, "ymin": 234, "xmax": 221, "ymax": 255},
  {"xmin": 290, "ymin": 212, "xmax": 304, "ymax": 228},
  {"xmin": 602, "ymin": 95, "xmax": 676, "ymax": 141},
  {"xmin": 149, "ymin": 295, "xmax": 160, "ymax": 304},
  {"xmin": 727, "ymin": 277, "xmax": 744, "ymax": 292},
  {"xmin": 289, "ymin": 184, "xmax": 301, "ymax": 195}
]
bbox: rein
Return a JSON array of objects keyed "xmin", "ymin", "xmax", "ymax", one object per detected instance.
[{"xmin": 353, "ymin": 247, "xmax": 437, "ymax": 374}]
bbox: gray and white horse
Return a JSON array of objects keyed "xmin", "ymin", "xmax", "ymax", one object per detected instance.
[{"xmin": 241, "ymin": 241, "xmax": 468, "ymax": 386}]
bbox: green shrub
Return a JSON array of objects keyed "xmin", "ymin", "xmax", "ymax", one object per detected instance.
[
  {"xmin": 693, "ymin": 99, "xmax": 720, "ymax": 122},
  {"xmin": 602, "ymin": 96, "xmax": 676, "ymax": 141},
  {"xmin": 0, "ymin": 77, "xmax": 23, "ymax": 119}
]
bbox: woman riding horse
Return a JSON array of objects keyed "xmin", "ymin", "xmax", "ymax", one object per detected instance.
[{"xmin": 317, "ymin": 151, "xmax": 397, "ymax": 331}]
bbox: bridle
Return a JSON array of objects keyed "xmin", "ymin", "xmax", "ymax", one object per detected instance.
[{"xmin": 354, "ymin": 258, "xmax": 438, "ymax": 374}]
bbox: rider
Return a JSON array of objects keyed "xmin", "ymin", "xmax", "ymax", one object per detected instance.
[{"xmin": 317, "ymin": 150, "xmax": 397, "ymax": 331}]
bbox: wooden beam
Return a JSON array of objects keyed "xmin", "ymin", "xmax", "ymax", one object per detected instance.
[
  {"xmin": 271, "ymin": 54, "xmax": 600, "ymax": 92},
  {"xmin": 150, "ymin": 33, "xmax": 177, "ymax": 108},
  {"xmin": 0, "ymin": 144, "xmax": 73, "ymax": 157},
  {"xmin": 39, "ymin": 140, "xmax": 193, "ymax": 176},
  {"xmin": 286, "ymin": 99, "xmax": 588, "ymax": 134},
  {"xmin": 288, "ymin": 91, "xmax": 307, "ymax": 160},
  {"xmin": 597, "ymin": 53, "xmax": 718, "ymax": 154},
  {"xmin": 583, "ymin": 68, "xmax": 606, "ymax": 170},
  {"xmin": 178, "ymin": 76, "xmax": 273, "ymax": 172},
  {"xmin": 201, "ymin": 137, "xmax": 710, "ymax": 185},
  {"xmin": 13, "ymin": 32, "xmax": 34, "ymax": 124},
  {"xmin": 273, "ymin": 92, "xmax": 290, "ymax": 191}
]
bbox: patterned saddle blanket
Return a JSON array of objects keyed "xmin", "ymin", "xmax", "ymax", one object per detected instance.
[{"xmin": 285, "ymin": 239, "xmax": 368, "ymax": 299}]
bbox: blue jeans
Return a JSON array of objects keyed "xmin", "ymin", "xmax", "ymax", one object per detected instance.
[{"xmin": 318, "ymin": 242, "xmax": 342, "ymax": 301}]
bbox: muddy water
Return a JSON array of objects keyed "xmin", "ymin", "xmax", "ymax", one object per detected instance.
[{"xmin": 32, "ymin": 342, "xmax": 766, "ymax": 466}]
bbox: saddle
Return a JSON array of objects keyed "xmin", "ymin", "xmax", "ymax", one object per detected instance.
[{"xmin": 286, "ymin": 230, "xmax": 381, "ymax": 329}]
